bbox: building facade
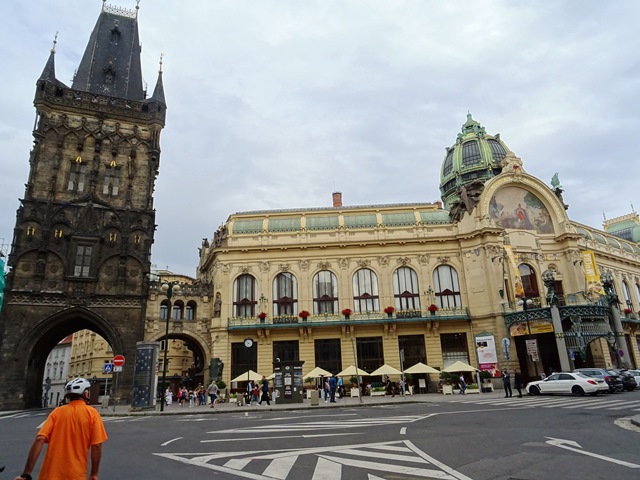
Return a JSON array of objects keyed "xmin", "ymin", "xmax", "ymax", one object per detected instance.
[{"xmin": 145, "ymin": 115, "xmax": 640, "ymax": 392}]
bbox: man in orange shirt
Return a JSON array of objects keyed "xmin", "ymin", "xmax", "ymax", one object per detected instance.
[{"xmin": 14, "ymin": 377, "xmax": 108, "ymax": 480}]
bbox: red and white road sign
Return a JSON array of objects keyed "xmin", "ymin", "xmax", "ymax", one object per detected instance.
[{"xmin": 113, "ymin": 355, "xmax": 125, "ymax": 367}]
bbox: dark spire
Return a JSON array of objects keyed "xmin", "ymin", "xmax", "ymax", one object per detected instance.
[
  {"xmin": 38, "ymin": 33, "xmax": 58, "ymax": 82},
  {"xmin": 72, "ymin": 4, "xmax": 144, "ymax": 101},
  {"xmin": 149, "ymin": 53, "xmax": 166, "ymax": 105}
]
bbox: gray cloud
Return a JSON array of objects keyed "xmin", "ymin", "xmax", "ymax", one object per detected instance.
[{"xmin": 1, "ymin": 0, "xmax": 639, "ymax": 275}]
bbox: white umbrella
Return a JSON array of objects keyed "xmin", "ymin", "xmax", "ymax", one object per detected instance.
[
  {"xmin": 337, "ymin": 365, "xmax": 369, "ymax": 377},
  {"xmin": 442, "ymin": 361, "xmax": 478, "ymax": 373},
  {"xmin": 370, "ymin": 364, "xmax": 402, "ymax": 376},
  {"xmin": 231, "ymin": 370, "xmax": 264, "ymax": 383},
  {"xmin": 403, "ymin": 362, "xmax": 441, "ymax": 374},
  {"xmin": 266, "ymin": 373, "xmax": 275, "ymax": 380},
  {"xmin": 305, "ymin": 366, "xmax": 333, "ymax": 378}
]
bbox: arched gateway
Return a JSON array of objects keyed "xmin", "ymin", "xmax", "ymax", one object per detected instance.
[{"xmin": 0, "ymin": 4, "xmax": 166, "ymax": 410}]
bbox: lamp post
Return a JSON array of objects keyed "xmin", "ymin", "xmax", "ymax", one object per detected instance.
[
  {"xmin": 159, "ymin": 280, "xmax": 181, "ymax": 412},
  {"xmin": 517, "ymin": 296, "xmax": 538, "ymax": 378},
  {"xmin": 349, "ymin": 336, "xmax": 363, "ymax": 404}
]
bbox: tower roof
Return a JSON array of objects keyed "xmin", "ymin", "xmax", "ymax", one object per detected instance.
[
  {"xmin": 149, "ymin": 56, "xmax": 166, "ymax": 105},
  {"xmin": 72, "ymin": 4, "xmax": 145, "ymax": 101},
  {"xmin": 439, "ymin": 114, "xmax": 511, "ymax": 208}
]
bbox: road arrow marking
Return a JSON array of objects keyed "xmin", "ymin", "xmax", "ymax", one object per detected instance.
[{"xmin": 545, "ymin": 437, "xmax": 640, "ymax": 469}]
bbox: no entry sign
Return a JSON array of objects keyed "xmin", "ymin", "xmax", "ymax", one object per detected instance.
[{"xmin": 113, "ymin": 355, "xmax": 125, "ymax": 367}]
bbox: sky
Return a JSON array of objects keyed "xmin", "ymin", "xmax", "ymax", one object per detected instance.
[{"xmin": 1, "ymin": 1, "xmax": 639, "ymax": 277}]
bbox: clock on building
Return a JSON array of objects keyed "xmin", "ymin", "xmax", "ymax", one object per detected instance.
[{"xmin": 244, "ymin": 338, "xmax": 254, "ymax": 348}]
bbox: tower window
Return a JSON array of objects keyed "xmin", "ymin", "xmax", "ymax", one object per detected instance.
[
  {"xmin": 74, "ymin": 245, "xmax": 92, "ymax": 277},
  {"xmin": 67, "ymin": 163, "xmax": 86, "ymax": 192},
  {"xmin": 103, "ymin": 166, "xmax": 120, "ymax": 195},
  {"xmin": 443, "ymin": 150, "xmax": 454, "ymax": 176}
]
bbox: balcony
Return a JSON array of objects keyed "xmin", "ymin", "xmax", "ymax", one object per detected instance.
[{"xmin": 227, "ymin": 307, "xmax": 470, "ymax": 330}]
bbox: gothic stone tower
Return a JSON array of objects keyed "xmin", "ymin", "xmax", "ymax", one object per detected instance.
[{"xmin": 0, "ymin": 3, "xmax": 166, "ymax": 410}]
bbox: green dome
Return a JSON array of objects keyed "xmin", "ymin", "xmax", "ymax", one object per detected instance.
[{"xmin": 440, "ymin": 114, "xmax": 511, "ymax": 209}]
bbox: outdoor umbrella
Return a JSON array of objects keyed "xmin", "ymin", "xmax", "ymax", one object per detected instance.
[
  {"xmin": 305, "ymin": 366, "xmax": 333, "ymax": 378},
  {"xmin": 337, "ymin": 365, "xmax": 370, "ymax": 377},
  {"xmin": 403, "ymin": 362, "xmax": 441, "ymax": 374},
  {"xmin": 266, "ymin": 373, "xmax": 275, "ymax": 380},
  {"xmin": 370, "ymin": 364, "xmax": 402, "ymax": 376},
  {"xmin": 230, "ymin": 370, "xmax": 264, "ymax": 383},
  {"xmin": 442, "ymin": 361, "xmax": 478, "ymax": 373}
]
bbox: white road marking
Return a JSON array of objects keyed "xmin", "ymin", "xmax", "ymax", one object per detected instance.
[
  {"xmin": 545, "ymin": 437, "xmax": 640, "ymax": 469},
  {"xmin": 400, "ymin": 426, "xmax": 407, "ymax": 435},
  {"xmin": 313, "ymin": 456, "xmax": 342, "ymax": 480},
  {"xmin": 161, "ymin": 437, "xmax": 183, "ymax": 447},
  {"xmin": 583, "ymin": 400, "xmax": 628, "ymax": 409},
  {"xmin": 202, "ymin": 433, "xmax": 361, "ymax": 443},
  {"xmin": 262, "ymin": 454, "xmax": 298, "ymax": 479}
]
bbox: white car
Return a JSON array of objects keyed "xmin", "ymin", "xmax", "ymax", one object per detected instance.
[{"xmin": 526, "ymin": 372, "xmax": 604, "ymax": 396}]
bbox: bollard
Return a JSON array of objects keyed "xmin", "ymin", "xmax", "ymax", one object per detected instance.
[{"xmin": 310, "ymin": 389, "xmax": 319, "ymax": 406}]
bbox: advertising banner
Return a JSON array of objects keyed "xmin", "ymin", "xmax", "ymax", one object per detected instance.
[
  {"xmin": 509, "ymin": 320, "xmax": 554, "ymax": 337},
  {"xmin": 475, "ymin": 333, "xmax": 498, "ymax": 371},
  {"xmin": 504, "ymin": 245, "xmax": 524, "ymax": 298},
  {"xmin": 582, "ymin": 250, "xmax": 605, "ymax": 300}
]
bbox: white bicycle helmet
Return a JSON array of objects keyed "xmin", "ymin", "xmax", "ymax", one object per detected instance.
[{"xmin": 65, "ymin": 377, "xmax": 91, "ymax": 395}]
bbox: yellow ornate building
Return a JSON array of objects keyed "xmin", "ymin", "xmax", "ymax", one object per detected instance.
[{"xmin": 143, "ymin": 115, "xmax": 640, "ymax": 392}]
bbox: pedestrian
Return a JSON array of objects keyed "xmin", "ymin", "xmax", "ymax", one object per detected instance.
[
  {"xmin": 458, "ymin": 374, "xmax": 467, "ymax": 395},
  {"xmin": 329, "ymin": 375, "xmax": 337, "ymax": 403},
  {"xmin": 324, "ymin": 379, "xmax": 330, "ymax": 402},
  {"xmin": 180, "ymin": 387, "xmax": 188, "ymax": 407},
  {"xmin": 13, "ymin": 377, "xmax": 108, "ymax": 480},
  {"xmin": 207, "ymin": 380, "xmax": 219, "ymax": 408},
  {"xmin": 513, "ymin": 369, "xmax": 523, "ymax": 397},
  {"xmin": 246, "ymin": 380, "xmax": 254, "ymax": 405},
  {"xmin": 502, "ymin": 368, "xmax": 512, "ymax": 397},
  {"xmin": 258, "ymin": 376, "xmax": 271, "ymax": 406},
  {"xmin": 337, "ymin": 376, "xmax": 344, "ymax": 398},
  {"xmin": 164, "ymin": 387, "xmax": 172, "ymax": 406}
]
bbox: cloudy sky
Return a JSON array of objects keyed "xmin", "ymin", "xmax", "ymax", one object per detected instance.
[{"xmin": 1, "ymin": 1, "xmax": 639, "ymax": 276}]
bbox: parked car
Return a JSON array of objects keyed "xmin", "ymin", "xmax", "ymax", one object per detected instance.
[
  {"xmin": 610, "ymin": 369, "xmax": 638, "ymax": 391},
  {"xmin": 526, "ymin": 372, "xmax": 603, "ymax": 396},
  {"xmin": 573, "ymin": 368, "xmax": 623, "ymax": 393},
  {"xmin": 626, "ymin": 370, "xmax": 640, "ymax": 388}
]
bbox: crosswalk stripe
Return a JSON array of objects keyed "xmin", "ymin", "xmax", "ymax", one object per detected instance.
[
  {"xmin": 608, "ymin": 401, "xmax": 640, "ymax": 410},
  {"xmin": 583, "ymin": 400, "xmax": 628, "ymax": 409},
  {"xmin": 318, "ymin": 454, "xmax": 457, "ymax": 479},
  {"xmin": 313, "ymin": 456, "xmax": 341, "ymax": 480},
  {"xmin": 338, "ymin": 447, "xmax": 429, "ymax": 464},
  {"xmin": 262, "ymin": 454, "xmax": 298, "ymax": 479}
]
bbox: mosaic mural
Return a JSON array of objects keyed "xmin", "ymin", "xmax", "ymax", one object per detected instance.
[{"xmin": 489, "ymin": 187, "xmax": 554, "ymax": 233}]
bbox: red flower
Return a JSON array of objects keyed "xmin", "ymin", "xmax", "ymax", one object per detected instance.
[
  {"xmin": 258, "ymin": 312, "xmax": 267, "ymax": 320},
  {"xmin": 623, "ymin": 308, "xmax": 632, "ymax": 314},
  {"xmin": 299, "ymin": 310, "xmax": 310, "ymax": 319},
  {"xmin": 428, "ymin": 304, "xmax": 438, "ymax": 312},
  {"xmin": 341, "ymin": 308, "xmax": 352, "ymax": 316},
  {"xmin": 384, "ymin": 306, "xmax": 395, "ymax": 314}
]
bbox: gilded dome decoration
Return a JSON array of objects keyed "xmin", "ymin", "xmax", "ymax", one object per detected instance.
[{"xmin": 440, "ymin": 114, "xmax": 511, "ymax": 210}]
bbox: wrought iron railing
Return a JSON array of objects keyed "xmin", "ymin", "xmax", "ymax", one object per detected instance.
[{"xmin": 227, "ymin": 306, "xmax": 469, "ymax": 329}]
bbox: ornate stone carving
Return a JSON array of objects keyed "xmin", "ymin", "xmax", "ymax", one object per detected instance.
[
  {"xmin": 378, "ymin": 256, "xmax": 389, "ymax": 266},
  {"xmin": 356, "ymin": 259, "xmax": 371, "ymax": 268},
  {"xmin": 278, "ymin": 263, "xmax": 290, "ymax": 272},
  {"xmin": 317, "ymin": 262, "xmax": 331, "ymax": 270},
  {"xmin": 436, "ymin": 256, "xmax": 450, "ymax": 264},
  {"xmin": 448, "ymin": 180, "xmax": 485, "ymax": 222},
  {"xmin": 339, "ymin": 258, "xmax": 349, "ymax": 269},
  {"xmin": 299, "ymin": 260, "xmax": 310, "ymax": 271},
  {"xmin": 397, "ymin": 257, "xmax": 411, "ymax": 266},
  {"xmin": 418, "ymin": 254, "xmax": 429, "ymax": 265},
  {"xmin": 260, "ymin": 262, "xmax": 270, "ymax": 272}
]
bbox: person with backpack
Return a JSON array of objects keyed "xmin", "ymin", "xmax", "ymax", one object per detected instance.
[
  {"xmin": 258, "ymin": 376, "xmax": 271, "ymax": 406},
  {"xmin": 206, "ymin": 381, "xmax": 219, "ymax": 408}
]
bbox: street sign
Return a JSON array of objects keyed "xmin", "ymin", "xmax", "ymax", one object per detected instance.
[
  {"xmin": 103, "ymin": 363, "xmax": 114, "ymax": 374},
  {"xmin": 113, "ymin": 366, "xmax": 123, "ymax": 372},
  {"xmin": 526, "ymin": 339, "xmax": 539, "ymax": 361},
  {"xmin": 113, "ymin": 355, "xmax": 125, "ymax": 367}
]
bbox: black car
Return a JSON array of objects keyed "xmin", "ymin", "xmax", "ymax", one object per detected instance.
[
  {"xmin": 573, "ymin": 368, "xmax": 624, "ymax": 392},
  {"xmin": 610, "ymin": 369, "xmax": 638, "ymax": 391}
]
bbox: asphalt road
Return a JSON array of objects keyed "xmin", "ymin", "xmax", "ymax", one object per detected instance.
[{"xmin": 2, "ymin": 391, "xmax": 639, "ymax": 479}]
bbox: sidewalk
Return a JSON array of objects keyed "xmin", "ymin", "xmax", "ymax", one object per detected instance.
[{"xmin": 3, "ymin": 391, "xmax": 640, "ymax": 429}]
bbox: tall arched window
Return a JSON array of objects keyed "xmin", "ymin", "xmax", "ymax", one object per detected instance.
[
  {"xmin": 234, "ymin": 274, "xmax": 257, "ymax": 317},
  {"xmin": 273, "ymin": 272, "xmax": 298, "ymax": 315},
  {"xmin": 353, "ymin": 268, "xmax": 379, "ymax": 312},
  {"xmin": 160, "ymin": 299, "xmax": 170, "ymax": 320},
  {"xmin": 185, "ymin": 301, "xmax": 197, "ymax": 320},
  {"xmin": 393, "ymin": 267, "xmax": 421, "ymax": 311},
  {"xmin": 622, "ymin": 281, "xmax": 632, "ymax": 309},
  {"xmin": 172, "ymin": 300, "xmax": 184, "ymax": 320},
  {"xmin": 313, "ymin": 270, "xmax": 338, "ymax": 314},
  {"xmin": 433, "ymin": 265, "xmax": 461, "ymax": 308},
  {"xmin": 518, "ymin": 264, "xmax": 539, "ymax": 300}
]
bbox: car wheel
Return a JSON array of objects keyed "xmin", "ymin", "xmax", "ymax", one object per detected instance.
[
  {"xmin": 529, "ymin": 385, "xmax": 540, "ymax": 396},
  {"xmin": 572, "ymin": 385, "xmax": 585, "ymax": 396}
]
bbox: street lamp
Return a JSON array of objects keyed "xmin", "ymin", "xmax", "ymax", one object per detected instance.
[
  {"xmin": 517, "ymin": 296, "xmax": 538, "ymax": 378},
  {"xmin": 159, "ymin": 280, "xmax": 181, "ymax": 412}
]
